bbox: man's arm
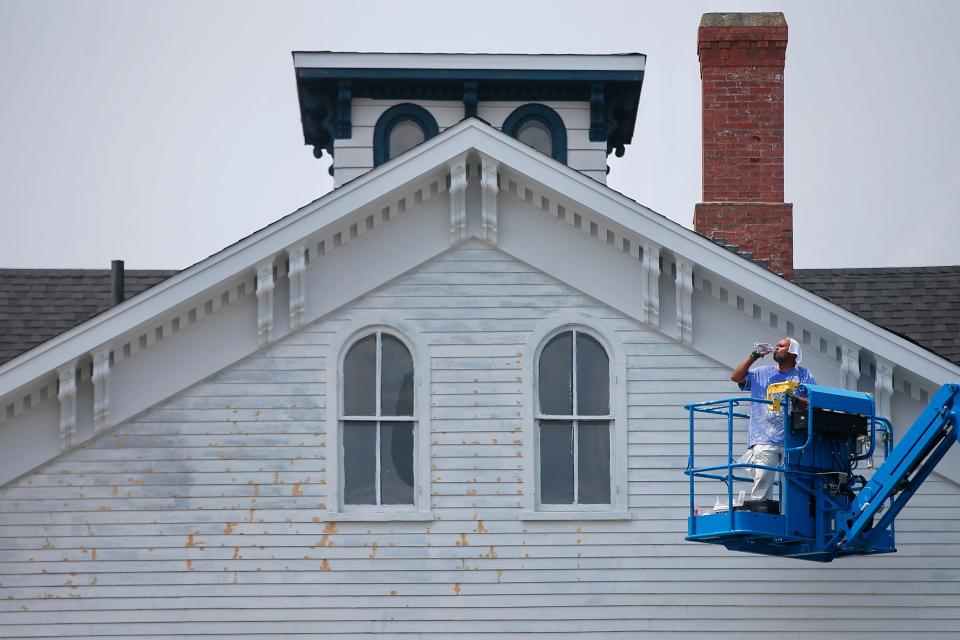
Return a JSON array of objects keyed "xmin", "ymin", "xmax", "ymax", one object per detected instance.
[
  {"xmin": 792, "ymin": 368, "xmax": 816, "ymax": 408},
  {"xmin": 731, "ymin": 352, "xmax": 762, "ymax": 386}
]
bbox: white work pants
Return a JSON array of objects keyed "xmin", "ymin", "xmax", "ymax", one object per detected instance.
[{"xmin": 742, "ymin": 444, "xmax": 782, "ymax": 500}]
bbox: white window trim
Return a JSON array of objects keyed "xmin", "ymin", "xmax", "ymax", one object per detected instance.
[
  {"xmin": 324, "ymin": 313, "xmax": 432, "ymax": 521},
  {"xmin": 521, "ymin": 312, "xmax": 630, "ymax": 520}
]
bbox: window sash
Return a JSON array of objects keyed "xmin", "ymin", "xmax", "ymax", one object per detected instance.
[
  {"xmin": 341, "ymin": 331, "xmax": 416, "ymax": 421},
  {"xmin": 538, "ymin": 419, "xmax": 611, "ymax": 506},
  {"xmin": 341, "ymin": 330, "xmax": 416, "ymax": 509},
  {"xmin": 342, "ymin": 419, "xmax": 416, "ymax": 507},
  {"xmin": 535, "ymin": 329, "xmax": 610, "ymax": 419},
  {"xmin": 536, "ymin": 328, "xmax": 612, "ymax": 508}
]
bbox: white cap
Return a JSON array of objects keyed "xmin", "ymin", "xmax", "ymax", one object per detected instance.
[{"xmin": 787, "ymin": 338, "xmax": 802, "ymax": 364}]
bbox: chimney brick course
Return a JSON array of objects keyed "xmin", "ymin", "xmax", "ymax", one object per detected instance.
[{"xmin": 694, "ymin": 12, "xmax": 794, "ymax": 279}]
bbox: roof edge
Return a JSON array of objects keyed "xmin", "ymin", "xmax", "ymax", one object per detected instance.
[{"xmin": 1, "ymin": 118, "xmax": 958, "ymax": 404}]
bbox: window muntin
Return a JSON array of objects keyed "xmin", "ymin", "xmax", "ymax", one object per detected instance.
[
  {"xmin": 341, "ymin": 331, "xmax": 415, "ymax": 506},
  {"xmin": 537, "ymin": 330, "xmax": 611, "ymax": 506},
  {"xmin": 387, "ymin": 120, "xmax": 426, "ymax": 160}
]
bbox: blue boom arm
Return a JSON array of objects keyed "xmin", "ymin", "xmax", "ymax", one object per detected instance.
[{"xmin": 842, "ymin": 383, "xmax": 960, "ymax": 552}]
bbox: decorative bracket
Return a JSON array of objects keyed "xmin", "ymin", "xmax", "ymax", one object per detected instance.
[
  {"xmin": 674, "ymin": 256, "xmax": 694, "ymax": 344},
  {"xmin": 641, "ymin": 242, "xmax": 661, "ymax": 328},
  {"xmin": 92, "ymin": 347, "xmax": 111, "ymax": 433},
  {"xmin": 334, "ymin": 80, "xmax": 352, "ymax": 139},
  {"xmin": 256, "ymin": 258, "xmax": 276, "ymax": 346},
  {"xmin": 463, "ymin": 81, "xmax": 478, "ymax": 118},
  {"xmin": 448, "ymin": 155, "xmax": 468, "ymax": 243},
  {"xmin": 479, "ymin": 154, "xmax": 500, "ymax": 244},
  {"xmin": 874, "ymin": 356, "xmax": 895, "ymax": 419},
  {"xmin": 840, "ymin": 343, "xmax": 861, "ymax": 391},
  {"xmin": 57, "ymin": 361, "xmax": 78, "ymax": 451},
  {"xmin": 589, "ymin": 81, "xmax": 607, "ymax": 142},
  {"xmin": 288, "ymin": 244, "xmax": 307, "ymax": 331}
]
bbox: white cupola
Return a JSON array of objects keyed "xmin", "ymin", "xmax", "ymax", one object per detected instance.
[{"xmin": 293, "ymin": 53, "xmax": 646, "ymax": 186}]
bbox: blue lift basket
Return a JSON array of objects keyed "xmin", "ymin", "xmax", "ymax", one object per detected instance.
[{"xmin": 684, "ymin": 383, "xmax": 960, "ymax": 562}]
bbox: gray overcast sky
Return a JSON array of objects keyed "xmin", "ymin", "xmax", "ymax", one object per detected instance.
[{"xmin": 1, "ymin": 0, "xmax": 957, "ymax": 269}]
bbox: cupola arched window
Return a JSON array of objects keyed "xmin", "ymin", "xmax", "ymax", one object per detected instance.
[
  {"xmin": 502, "ymin": 104, "xmax": 568, "ymax": 164},
  {"xmin": 373, "ymin": 104, "xmax": 440, "ymax": 166}
]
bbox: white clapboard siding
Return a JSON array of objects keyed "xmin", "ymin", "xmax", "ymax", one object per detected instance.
[{"xmin": 2, "ymin": 243, "xmax": 959, "ymax": 638}]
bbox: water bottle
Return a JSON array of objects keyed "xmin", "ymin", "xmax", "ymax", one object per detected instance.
[{"xmin": 753, "ymin": 342, "xmax": 773, "ymax": 357}]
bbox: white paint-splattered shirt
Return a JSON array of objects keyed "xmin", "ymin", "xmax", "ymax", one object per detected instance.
[{"xmin": 738, "ymin": 365, "xmax": 817, "ymax": 447}]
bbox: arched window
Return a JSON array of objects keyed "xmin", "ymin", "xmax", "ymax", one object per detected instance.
[
  {"xmin": 373, "ymin": 104, "xmax": 440, "ymax": 166},
  {"xmin": 341, "ymin": 331, "xmax": 415, "ymax": 505},
  {"xmin": 536, "ymin": 329, "xmax": 611, "ymax": 505},
  {"xmin": 502, "ymin": 104, "xmax": 568, "ymax": 163}
]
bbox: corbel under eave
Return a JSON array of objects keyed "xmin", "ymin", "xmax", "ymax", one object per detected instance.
[
  {"xmin": 91, "ymin": 347, "xmax": 111, "ymax": 434},
  {"xmin": 56, "ymin": 360, "xmax": 78, "ymax": 450},
  {"xmin": 256, "ymin": 258, "xmax": 276, "ymax": 346},
  {"xmin": 479, "ymin": 153, "xmax": 500, "ymax": 245},
  {"xmin": 287, "ymin": 244, "xmax": 307, "ymax": 331}
]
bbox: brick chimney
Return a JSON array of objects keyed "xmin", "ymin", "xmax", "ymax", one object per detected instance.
[{"xmin": 693, "ymin": 12, "xmax": 793, "ymax": 279}]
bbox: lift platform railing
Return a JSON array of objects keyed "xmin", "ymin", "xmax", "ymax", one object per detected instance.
[
  {"xmin": 684, "ymin": 396, "xmax": 789, "ymax": 519},
  {"xmin": 684, "ymin": 393, "xmax": 891, "ymax": 521}
]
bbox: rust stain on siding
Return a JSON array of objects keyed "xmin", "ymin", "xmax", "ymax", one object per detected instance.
[
  {"xmin": 453, "ymin": 582, "xmax": 461, "ymax": 595},
  {"xmin": 186, "ymin": 560, "xmax": 195, "ymax": 571},
  {"xmin": 323, "ymin": 522, "xmax": 338, "ymax": 535},
  {"xmin": 224, "ymin": 522, "xmax": 236, "ymax": 535},
  {"xmin": 369, "ymin": 542, "xmax": 378, "ymax": 559},
  {"xmin": 186, "ymin": 533, "xmax": 204, "ymax": 549},
  {"xmin": 455, "ymin": 533, "xmax": 469, "ymax": 547},
  {"xmin": 292, "ymin": 484, "xmax": 303, "ymax": 497},
  {"xmin": 473, "ymin": 520, "xmax": 488, "ymax": 534},
  {"xmin": 232, "ymin": 547, "xmax": 241, "ymax": 560},
  {"xmin": 320, "ymin": 558, "xmax": 331, "ymax": 571}
]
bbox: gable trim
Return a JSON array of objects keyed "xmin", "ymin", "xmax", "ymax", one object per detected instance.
[{"xmin": 2, "ymin": 116, "xmax": 957, "ymax": 413}]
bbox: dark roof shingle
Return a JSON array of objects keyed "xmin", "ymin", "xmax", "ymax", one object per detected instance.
[
  {"xmin": 794, "ymin": 266, "xmax": 960, "ymax": 367},
  {"xmin": 0, "ymin": 269, "xmax": 177, "ymax": 366}
]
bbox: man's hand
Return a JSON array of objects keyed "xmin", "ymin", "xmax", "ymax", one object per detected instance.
[{"xmin": 731, "ymin": 351, "xmax": 762, "ymax": 385}]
